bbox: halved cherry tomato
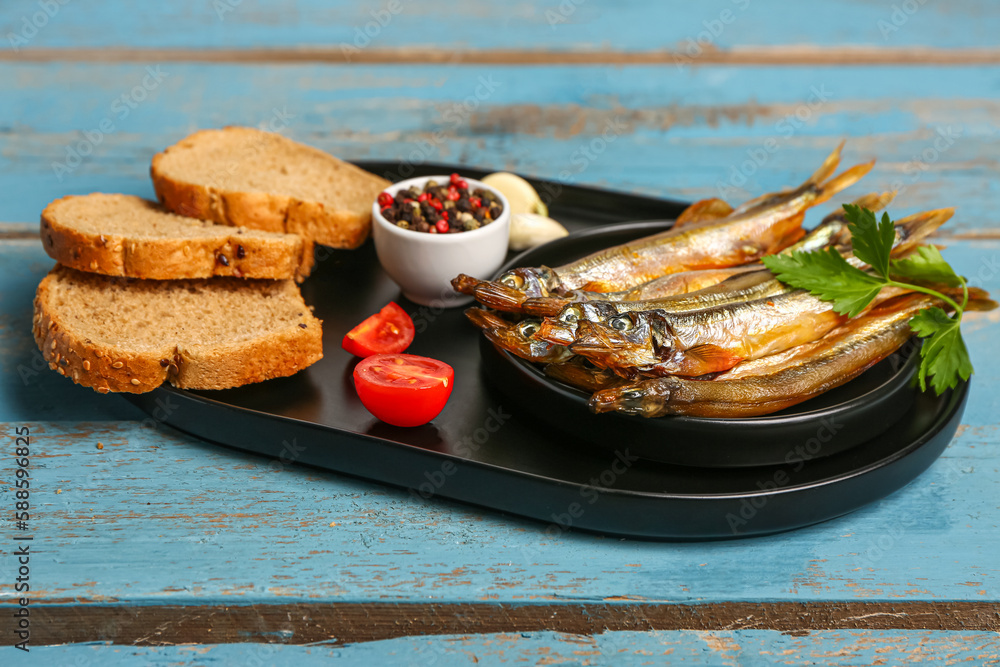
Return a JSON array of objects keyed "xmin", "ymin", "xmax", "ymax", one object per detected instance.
[
  {"xmin": 342, "ymin": 302, "xmax": 415, "ymax": 358},
  {"xmin": 353, "ymin": 354, "xmax": 454, "ymax": 427}
]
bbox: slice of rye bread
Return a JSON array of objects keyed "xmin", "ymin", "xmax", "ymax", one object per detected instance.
[
  {"xmin": 151, "ymin": 127, "xmax": 391, "ymax": 249},
  {"xmin": 33, "ymin": 265, "xmax": 323, "ymax": 394},
  {"xmin": 41, "ymin": 193, "xmax": 315, "ymax": 282}
]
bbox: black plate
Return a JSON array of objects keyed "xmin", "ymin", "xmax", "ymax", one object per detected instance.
[
  {"xmin": 479, "ymin": 221, "xmax": 920, "ymax": 468},
  {"xmin": 125, "ymin": 161, "xmax": 969, "ymax": 540}
]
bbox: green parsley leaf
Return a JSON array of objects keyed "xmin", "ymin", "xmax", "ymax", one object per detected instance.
[
  {"xmin": 762, "ymin": 248, "xmax": 885, "ymax": 317},
  {"xmin": 843, "ymin": 203, "xmax": 896, "ymax": 279},
  {"xmin": 909, "ymin": 307, "xmax": 973, "ymax": 394},
  {"xmin": 766, "ymin": 205, "xmax": 980, "ymax": 396},
  {"xmin": 889, "ymin": 245, "xmax": 963, "ymax": 288}
]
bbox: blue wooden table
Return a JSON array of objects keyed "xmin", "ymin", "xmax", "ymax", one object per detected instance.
[{"xmin": 3, "ymin": 1, "xmax": 1000, "ymax": 664}]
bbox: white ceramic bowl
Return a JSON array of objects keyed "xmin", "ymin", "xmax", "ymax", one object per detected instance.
[{"xmin": 371, "ymin": 175, "xmax": 510, "ymax": 307}]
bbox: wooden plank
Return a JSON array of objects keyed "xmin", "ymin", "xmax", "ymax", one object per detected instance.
[
  {"xmin": 8, "ymin": 46, "xmax": 1000, "ymax": 66},
  {"xmin": 3, "ymin": 411, "xmax": 996, "ymax": 605},
  {"xmin": 1, "ymin": 602, "xmax": 998, "ymax": 646},
  {"xmin": 2, "ymin": 0, "xmax": 999, "ymax": 52},
  {"xmin": 6, "ymin": 630, "xmax": 1000, "ymax": 665},
  {"xmin": 2, "ymin": 63, "xmax": 1000, "ymax": 237},
  {"xmin": 0, "ymin": 238, "xmax": 998, "ymax": 607}
]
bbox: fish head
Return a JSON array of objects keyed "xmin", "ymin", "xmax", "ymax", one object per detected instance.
[
  {"xmin": 466, "ymin": 310, "xmax": 571, "ymax": 363},
  {"xmin": 536, "ymin": 301, "xmax": 621, "ymax": 345},
  {"xmin": 589, "ymin": 378, "xmax": 677, "ymax": 418},
  {"xmin": 536, "ymin": 317, "xmax": 577, "ymax": 346},
  {"xmin": 474, "ymin": 266, "xmax": 557, "ymax": 312},
  {"xmin": 569, "ymin": 312, "xmax": 670, "ymax": 368}
]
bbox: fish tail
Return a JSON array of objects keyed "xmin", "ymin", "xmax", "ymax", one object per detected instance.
[
  {"xmin": 936, "ymin": 285, "xmax": 998, "ymax": 312},
  {"xmin": 966, "ymin": 290, "xmax": 999, "ymax": 312},
  {"xmin": 851, "ymin": 190, "xmax": 896, "ymax": 213},
  {"xmin": 807, "ymin": 139, "xmax": 846, "ymax": 185},
  {"xmin": 674, "ymin": 197, "xmax": 736, "ymax": 229},
  {"xmin": 815, "ymin": 192, "xmax": 894, "ymax": 240},
  {"xmin": 812, "ymin": 159, "xmax": 877, "ymax": 207},
  {"xmin": 889, "ymin": 208, "xmax": 954, "ymax": 255},
  {"xmin": 870, "ymin": 190, "xmax": 897, "ymax": 211}
]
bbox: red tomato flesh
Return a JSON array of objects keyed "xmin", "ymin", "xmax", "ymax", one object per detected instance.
[
  {"xmin": 342, "ymin": 302, "xmax": 415, "ymax": 358},
  {"xmin": 354, "ymin": 354, "xmax": 454, "ymax": 427}
]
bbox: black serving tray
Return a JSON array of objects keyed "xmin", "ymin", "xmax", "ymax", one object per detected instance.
[{"xmin": 126, "ymin": 162, "xmax": 968, "ymax": 540}]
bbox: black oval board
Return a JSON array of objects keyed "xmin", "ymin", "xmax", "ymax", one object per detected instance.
[{"xmin": 125, "ymin": 161, "xmax": 968, "ymax": 540}]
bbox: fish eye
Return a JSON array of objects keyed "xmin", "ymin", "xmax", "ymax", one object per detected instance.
[
  {"xmin": 621, "ymin": 389, "xmax": 643, "ymax": 400},
  {"xmin": 560, "ymin": 307, "xmax": 581, "ymax": 324},
  {"xmin": 501, "ymin": 273, "xmax": 525, "ymax": 289},
  {"xmin": 519, "ymin": 321, "xmax": 540, "ymax": 338},
  {"xmin": 610, "ymin": 315, "xmax": 633, "ymax": 331}
]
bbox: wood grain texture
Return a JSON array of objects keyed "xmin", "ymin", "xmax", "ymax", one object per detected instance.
[
  {"xmin": 2, "ymin": 411, "xmax": 995, "ymax": 605},
  {"xmin": 2, "ymin": 0, "xmax": 999, "ymax": 51},
  {"xmin": 8, "ymin": 46, "xmax": 1000, "ymax": 65},
  {"xmin": 2, "ymin": 63, "xmax": 1000, "ymax": 238},
  {"xmin": 1, "ymin": 602, "xmax": 998, "ymax": 646},
  {"xmin": 6, "ymin": 631, "xmax": 1000, "ymax": 666}
]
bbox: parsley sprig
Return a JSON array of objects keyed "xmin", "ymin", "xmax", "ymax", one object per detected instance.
[{"xmin": 762, "ymin": 204, "xmax": 971, "ymax": 395}]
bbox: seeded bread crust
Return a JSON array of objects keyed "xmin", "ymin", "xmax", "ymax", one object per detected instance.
[
  {"xmin": 41, "ymin": 194, "xmax": 315, "ymax": 282},
  {"xmin": 33, "ymin": 265, "xmax": 324, "ymax": 394},
  {"xmin": 150, "ymin": 127, "xmax": 390, "ymax": 249}
]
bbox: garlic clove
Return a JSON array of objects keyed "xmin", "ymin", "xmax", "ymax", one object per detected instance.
[
  {"xmin": 481, "ymin": 172, "xmax": 548, "ymax": 217},
  {"xmin": 509, "ymin": 213, "xmax": 569, "ymax": 251}
]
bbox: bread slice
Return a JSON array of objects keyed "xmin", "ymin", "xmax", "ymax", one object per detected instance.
[
  {"xmin": 151, "ymin": 127, "xmax": 390, "ymax": 249},
  {"xmin": 33, "ymin": 265, "xmax": 323, "ymax": 394},
  {"xmin": 41, "ymin": 194, "xmax": 315, "ymax": 282}
]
